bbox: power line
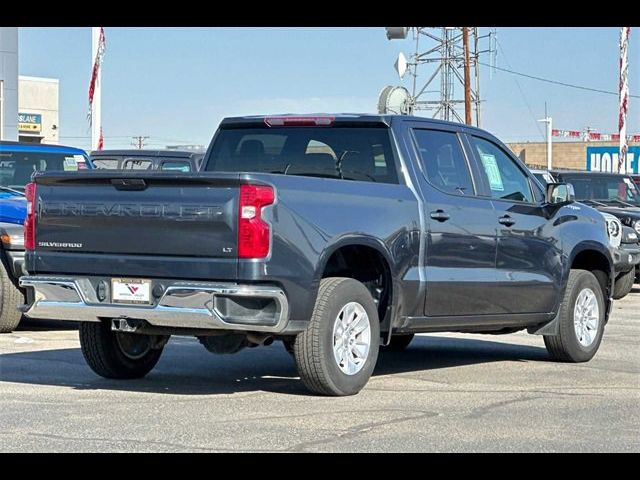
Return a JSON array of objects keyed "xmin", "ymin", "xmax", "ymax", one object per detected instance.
[
  {"xmin": 495, "ymin": 38, "xmax": 545, "ymax": 141},
  {"xmin": 480, "ymin": 61, "xmax": 640, "ymax": 99},
  {"xmin": 60, "ymin": 135, "xmax": 132, "ymax": 139}
]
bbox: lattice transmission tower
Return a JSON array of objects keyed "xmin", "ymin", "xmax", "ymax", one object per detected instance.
[{"xmin": 386, "ymin": 27, "xmax": 496, "ymax": 127}]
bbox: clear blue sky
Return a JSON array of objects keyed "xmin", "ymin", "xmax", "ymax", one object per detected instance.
[{"xmin": 18, "ymin": 27, "xmax": 640, "ymax": 150}]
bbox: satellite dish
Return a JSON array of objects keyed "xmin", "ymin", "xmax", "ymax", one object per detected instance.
[
  {"xmin": 394, "ymin": 52, "xmax": 408, "ymax": 79},
  {"xmin": 377, "ymin": 86, "xmax": 412, "ymax": 115},
  {"xmin": 385, "ymin": 27, "xmax": 409, "ymax": 40}
]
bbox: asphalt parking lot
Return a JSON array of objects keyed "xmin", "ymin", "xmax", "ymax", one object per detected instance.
[{"xmin": 1, "ymin": 289, "xmax": 638, "ymax": 453}]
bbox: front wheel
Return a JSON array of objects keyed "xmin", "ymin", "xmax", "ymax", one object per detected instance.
[
  {"xmin": 293, "ymin": 277, "xmax": 380, "ymax": 396},
  {"xmin": 79, "ymin": 321, "xmax": 166, "ymax": 379},
  {"xmin": 544, "ymin": 269, "xmax": 605, "ymax": 363}
]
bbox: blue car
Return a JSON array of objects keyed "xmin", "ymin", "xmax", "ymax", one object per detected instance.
[{"xmin": 0, "ymin": 141, "xmax": 92, "ymax": 332}]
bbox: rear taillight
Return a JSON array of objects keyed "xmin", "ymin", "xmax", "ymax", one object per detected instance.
[
  {"xmin": 238, "ymin": 184, "xmax": 275, "ymax": 259},
  {"xmin": 24, "ymin": 182, "xmax": 37, "ymax": 251}
]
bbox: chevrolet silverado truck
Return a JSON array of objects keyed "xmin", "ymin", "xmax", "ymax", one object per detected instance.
[
  {"xmin": 0, "ymin": 141, "xmax": 92, "ymax": 333},
  {"xmin": 19, "ymin": 115, "xmax": 615, "ymax": 396}
]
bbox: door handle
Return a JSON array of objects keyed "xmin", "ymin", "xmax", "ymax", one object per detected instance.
[
  {"xmin": 498, "ymin": 215, "xmax": 516, "ymax": 227},
  {"xmin": 430, "ymin": 210, "xmax": 450, "ymax": 222}
]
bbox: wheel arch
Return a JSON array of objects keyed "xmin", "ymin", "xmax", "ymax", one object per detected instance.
[
  {"xmin": 314, "ymin": 236, "xmax": 397, "ymax": 333},
  {"xmin": 568, "ymin": 242, "xmax": 614, "ymax": 319}
]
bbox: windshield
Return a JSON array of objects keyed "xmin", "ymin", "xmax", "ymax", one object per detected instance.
[
  {"xmin": 0, "ymin": 151, "xmax": 88, "ymax": 194},
  {"xmin": 561, "ymin": 174, "xmax": 640, "ymax": 207},
  {"xmin": 205, "ymin": 127, "xmax": 399, "ymax": 184}
]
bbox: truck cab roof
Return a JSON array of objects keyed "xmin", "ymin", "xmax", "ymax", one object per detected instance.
[
  {"xmin": 219, "ymin": 113, "xmax": 491, "ymax": 135},
  {"xmin": 0, "ymin": 141, "xmax": 88, "ymax": 157}
]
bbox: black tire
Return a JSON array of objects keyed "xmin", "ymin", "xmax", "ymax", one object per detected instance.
[
  {"xmin": 544, "ymin": 269, "xmax": 605, "ymax": 363},
  {"xmin": 613, "ymin": 269, "xmax": 635, "ymax": 300},
  {"xmin": 381, "ymin": 334, "xmax": 415, "ymax": 351},
  {"xmin": 293, "ymin": 277, "xmax": 380, "ymax": 396},
  {"xmin": 0, "ymin": 262, "xmax": 24, "ymax": 333},
  {"xmin": 79, "ymin": 321, "xmax": 164, "ymax": 379}
]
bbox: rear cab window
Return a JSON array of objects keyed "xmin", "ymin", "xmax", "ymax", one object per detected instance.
[
  {"xmin": 161, "ymin": 161, "xmax": 191, "ymax": 172},
  {"xmin": 206, "ymin": 126, "xmax": 400, "ymax": 184},
  {"xmin": 123, "ymin": 159, "xmax": 153, "ymax": 170},
  {"xmin": 0, "ymin": 150, "xmax": 89, "ymax": 192},
  {"xmin": 92, "ymin": 158, "xmax": 121, "ymax": 169}
]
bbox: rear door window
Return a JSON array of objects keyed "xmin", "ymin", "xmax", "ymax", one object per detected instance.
[{"xmin": 412, "ymin": 129, "xmax": 474, "ymax": 196}]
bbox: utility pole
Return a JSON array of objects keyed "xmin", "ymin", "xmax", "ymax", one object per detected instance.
[
  {"xmin": 462, "ymin": 27, "xmax": 472, "ymax": 125},
  {"xmin": 131, "ymin": 136, "xmax": 149, "ymax": 150}
]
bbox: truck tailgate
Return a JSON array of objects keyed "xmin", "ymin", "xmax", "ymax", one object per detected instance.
[{"xmin": 32, "ymin": 172, "xmax": 241, "ymax": 271}]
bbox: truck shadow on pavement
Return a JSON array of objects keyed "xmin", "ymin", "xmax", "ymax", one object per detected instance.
[{"xmin": 0, "ymin": 334, "xmax": 551, "ymax": 396}]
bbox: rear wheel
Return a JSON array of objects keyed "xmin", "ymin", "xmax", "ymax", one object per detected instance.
[
  {"xmin": 0, "ymin": 262, "xmax": 24, "ymax": 333},
  {"xmin": 293, "ymin": 277, "xmax": 380, "ymax": 396},
  {"xmin": 381, "ymin": 334, "xmax": 414, "ymax": 351},
  {"xmin": 544, "ymin": 270, "xmax": 605, "ymax": 363},
  {"xmin": 613, "ymin": 269, "xmax": 635, "ymax": 300},
  {"xmin": 79, "ymin": 321, "xmax": 166, "ymax": 379}
]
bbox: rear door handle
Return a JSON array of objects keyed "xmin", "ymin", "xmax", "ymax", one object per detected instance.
[
  {"xmin": 498, "ymin": 215, "xmax": 516, "ymax": 227},
  {"xmin": 430, "ymin": 210, "xmax": 450, "ymax": 222}
]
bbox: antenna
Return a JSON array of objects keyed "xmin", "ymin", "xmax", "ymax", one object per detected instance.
[
  {"xmin": 378, "ymin": 86, "xmax": 412, "ymax": 115},
  {"xmin": 385, "ymin": 27, "xmax": 409, "ymax": 40},
  {"xmin": 394, "ymin": 52, "xmax": 408, "ymax": 79}
]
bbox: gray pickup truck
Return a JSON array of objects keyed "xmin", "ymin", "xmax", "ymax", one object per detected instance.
[{"xmin": 20, "ymin": 115, "xmax": 615, "ymax": 396}]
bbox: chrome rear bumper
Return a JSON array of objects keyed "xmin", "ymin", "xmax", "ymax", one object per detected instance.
[{"xmin": 19, "ymin": 276, "xmax": 289, "ymax": 333}]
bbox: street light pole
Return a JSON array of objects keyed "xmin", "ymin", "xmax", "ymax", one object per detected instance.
[{"xmin": 538, "ymin": 116, "xmax": 553, "ymax": 170}]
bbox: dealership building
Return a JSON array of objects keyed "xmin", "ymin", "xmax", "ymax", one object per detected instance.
[
  {"xmin": 507, "ymin": 141, "xmax": 640, "ymax": 174},
  {"xmin": 17, "ymin": 76, "xmax": 60, "ymax": 144},
  {"xmin": 0, "ymin": 27, "xmax": 19, "ymax": 141},
  {"xmin": 1, "ymin": 28, "xmax": 60, "ymax": 144}
]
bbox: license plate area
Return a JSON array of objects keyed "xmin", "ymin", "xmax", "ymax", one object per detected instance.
[{"xmin": 111, "ymin": 278, "xmax": 152, "ymax": 305}]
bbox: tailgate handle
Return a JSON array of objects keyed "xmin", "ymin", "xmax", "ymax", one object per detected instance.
[{"xmin": 111, "ymin": 178, "xmax": 148, "ymax": 191}]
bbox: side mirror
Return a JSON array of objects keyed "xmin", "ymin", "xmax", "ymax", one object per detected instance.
[{"xmin": 545, "ymin": 182, "xmax": 575, "ymax": 205}]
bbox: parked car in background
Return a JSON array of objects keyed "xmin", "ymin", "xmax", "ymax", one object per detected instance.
[
  {"xmin": 600, "ymin": 212, "xmax": 639, "ymax": 298},
  {"xmin": 529, "ymin": 168, "xmax": 555, "ymax": 188},
  {"xmin": 90, "ymin": 149, "xmax": 204, "ymax": 172},
  {"xmin": 545, "ymin": 169, "xmax": 640, "ymax": 291},
  {"xmin": 21, "ymin": 114, "xmax": 615, "ymax": 396},
  {"xmin": 0, "ymin": 141, "xmax": 92, "ymax": 332}
]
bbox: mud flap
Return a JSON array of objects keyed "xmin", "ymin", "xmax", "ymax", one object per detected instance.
[{"xmin": 527, "ymin": 306, "xmax": 561, "ymax": 336}]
